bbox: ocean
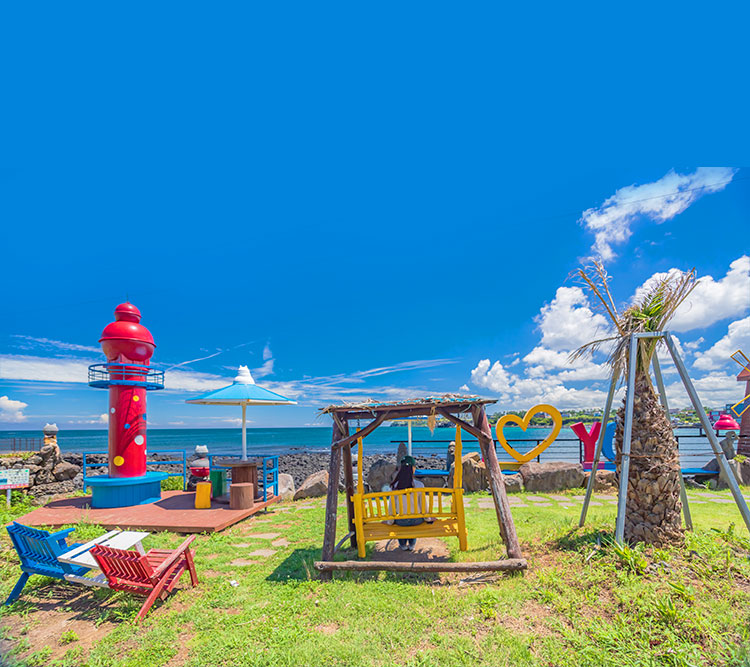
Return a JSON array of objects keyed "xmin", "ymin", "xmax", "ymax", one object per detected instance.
[{"xmin": 0, "ymin": 425, "xmax": 716, "ymax": 465}]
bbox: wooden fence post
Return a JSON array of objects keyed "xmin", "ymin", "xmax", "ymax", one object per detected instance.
[
  {"xmin": 320, "ymin": 422, "xmax": 343, "ymax": 580},
  {"xmin": 472, "ymin": 405, "xmax": 522, "ymax": 559}
]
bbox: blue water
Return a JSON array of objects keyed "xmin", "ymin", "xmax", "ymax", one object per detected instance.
[{"xmin": 0, "ymin": 426, "xmax": 715, "ymax": 465}]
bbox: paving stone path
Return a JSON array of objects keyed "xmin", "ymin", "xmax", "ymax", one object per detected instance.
[{"xmin": 229, "ymin": 523, "xmax": 295, "ymax": 567}]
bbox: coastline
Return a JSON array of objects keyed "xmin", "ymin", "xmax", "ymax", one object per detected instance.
[{"xmin": 60, "ymin": 451, "xmax": 448, "ymax": 489}]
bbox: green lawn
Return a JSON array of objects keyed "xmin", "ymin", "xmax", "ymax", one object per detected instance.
[{"xmin": 1, "ymin": 489, "xmax": 749, "ymax": 667}]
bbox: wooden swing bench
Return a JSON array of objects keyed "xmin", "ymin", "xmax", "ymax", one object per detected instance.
[
  {"xmin": 352, "ymin": 485, "xmax": 467, "ymax": 557},
  {"xmin": 315, "ymin": 398, "xmax": 528, "ymax": 576}
]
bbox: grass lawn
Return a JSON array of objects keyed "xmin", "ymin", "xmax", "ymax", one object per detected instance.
[{"xmin": 1, "ymin": 488, "xmax": 749, "ymax": 667}]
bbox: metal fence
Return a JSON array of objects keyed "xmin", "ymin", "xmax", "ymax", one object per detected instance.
[
  {"xmin": 392, "ymin": 432, "xmax": 722, "ymax": 469},
  {"xmin": 82, "ymin": 449, "xmax": 188, "ymax": 491},
  {"xmin": 0, "ymin": 438, "xmax": 44, "ymax": 453}
]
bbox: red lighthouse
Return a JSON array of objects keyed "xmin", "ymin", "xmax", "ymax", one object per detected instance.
[
  {"xmin": 98, "ymin": 303, "xmax": 156, "ymax": 477},
  {"xmin": 88, "ymin": 303, "xmax": 166, "ymax": 508}
]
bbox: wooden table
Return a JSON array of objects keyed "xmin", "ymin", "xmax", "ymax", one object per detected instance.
[
  {"xmin": 58, "ymin": 529, "xmax": 150, "ymax": 587},
  {"xmin": 214, "ymin": 459, "xmax": 260, "ymax": 499}
]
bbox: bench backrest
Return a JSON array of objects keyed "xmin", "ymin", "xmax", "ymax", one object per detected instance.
[
  {"xmin": 6, "ymin": 522, "xmax": 69, "ymax": 578},
  {"xmin": 358, "ymin": 486, "xmax": 460, "ymax": 524},
  {"xmin": 90, "ymin": 544, "xmax": 155, "ymax": 587}
]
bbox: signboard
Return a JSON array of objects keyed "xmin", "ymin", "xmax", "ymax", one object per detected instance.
[{"xmin": 0, "ymin": 469, "xmax": 30, "ymax": 490}]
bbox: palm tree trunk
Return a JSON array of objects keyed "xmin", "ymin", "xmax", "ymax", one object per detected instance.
[{"xmin": 614, "ymin": 373, "xmax": 683, "ymax": 546}]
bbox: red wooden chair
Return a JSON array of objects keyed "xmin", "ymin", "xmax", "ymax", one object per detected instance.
[{"xmin": 90, "ymin": 535, "xmax": 198, "ymax": 622}]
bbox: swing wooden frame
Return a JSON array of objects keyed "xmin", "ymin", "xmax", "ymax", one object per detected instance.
[{"xmin": 314, "ymin": 396, "xmax": 527, "ymax": 577}]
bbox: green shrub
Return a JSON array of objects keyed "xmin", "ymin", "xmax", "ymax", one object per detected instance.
[
  {"xmin": 60, "ymin": 630, "xmax": 79, "ymax": 644},
  {"xmin": 161, "ymin": 476, "xmax": 184, "ymax": 491}
]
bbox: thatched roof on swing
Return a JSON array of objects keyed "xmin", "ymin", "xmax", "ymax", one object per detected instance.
[{"xmin": 320, "ymin": 394, "xmax": 497, "ymax": 421}]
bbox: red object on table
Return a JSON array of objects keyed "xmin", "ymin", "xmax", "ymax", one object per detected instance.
[{"xmin": 90, "ymin": 535, "xmax": 198, "ymax": 623}]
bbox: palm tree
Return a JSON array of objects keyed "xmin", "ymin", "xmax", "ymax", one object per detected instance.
[{"xmin": 572, "ymin": 262, "xmax": 696, "ymax": 546}]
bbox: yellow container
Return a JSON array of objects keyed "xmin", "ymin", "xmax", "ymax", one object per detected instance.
[{"xmin": 195, "ymin": 481, "xmax": 212, "ymax": 509}]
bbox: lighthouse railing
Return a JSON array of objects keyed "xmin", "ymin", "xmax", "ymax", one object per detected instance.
[{"xmin": 87, "ymin": 363, "xmax": 165, "ymax": 390}]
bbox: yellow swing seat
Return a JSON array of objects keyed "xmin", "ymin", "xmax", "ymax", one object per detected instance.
[{"xmin": 351, "ymin": 427, "xmax": 468, "ymax": 559}]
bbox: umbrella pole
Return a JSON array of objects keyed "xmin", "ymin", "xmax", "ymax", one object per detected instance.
[{"xmin": 241, "ymin": 404, "xmax": 247, "ymax": 461}]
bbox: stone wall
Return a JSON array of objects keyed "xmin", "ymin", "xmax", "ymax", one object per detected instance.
[{"xmin": 0, "ymin": 443, "xmax": 83, "ymax": 504}]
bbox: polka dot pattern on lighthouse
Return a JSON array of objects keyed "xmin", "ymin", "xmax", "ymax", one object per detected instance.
[
  {"xmin": 134, "ymin": 435, "xmax": 144, "ymax": 445},
  {"xmin": 124, "ymin": 423, "xmax": 130, "ymax": 429},
  {"xmin": 110, "ymin": 407, "xmax": 115, "ymax": 413},
  {"xmin": 133, "ymin": 395, "xmax": 139, "ymax": 402},
  {"xmin": 113, "ymin": 456, "xmax": 124, "ymax": 467}
]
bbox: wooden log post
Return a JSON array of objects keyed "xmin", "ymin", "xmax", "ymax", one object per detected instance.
[
  {"xmin": 320, "ymin": 421, "xmax": 344, "ymax": 580},
  {"xmin": 338, "ymin": 419, "xmax": 357, "ymax": 551},
  {"xmin": 472, "ymin": 405, "xmax": 522, "ymax": 559},
  {"xmin": 314, "ymin": 558, "xmax": 528, "ymax": 573},
  {"xmin": 229, "ymin": 482, "xmax": 255, "ymax": 510}
]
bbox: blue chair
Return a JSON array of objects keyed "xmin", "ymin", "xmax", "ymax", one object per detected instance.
[{"xmin": 4, "ymin": 522, "xmax": 89, "ymax": 605}]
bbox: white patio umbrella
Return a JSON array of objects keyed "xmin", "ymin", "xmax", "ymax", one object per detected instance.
[{"xmin": 185, "ymin": 365, "xmax": 296, "ymax": 460}]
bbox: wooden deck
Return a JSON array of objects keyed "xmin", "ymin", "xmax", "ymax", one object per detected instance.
[{"xmin": 14, "ymin": 490, "xmax": 280, "ymax": 533}]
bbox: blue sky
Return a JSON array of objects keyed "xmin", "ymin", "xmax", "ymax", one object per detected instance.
[{"xmin": 1, "ymin": 7, "xmax": 749, "ymax": 429}]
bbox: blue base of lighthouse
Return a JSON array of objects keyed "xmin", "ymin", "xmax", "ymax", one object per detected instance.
[{"xmin": 86, "ymin": 471, "xmax": 168, "ymax": 508}]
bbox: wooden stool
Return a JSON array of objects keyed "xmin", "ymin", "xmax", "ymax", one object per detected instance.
[
  {"xmin": 230, "ymin": 482, "xmax": 255, "ymax": 510},
  {"xmin": 195, "ymin": 481, "xmax": 212, "ymax": 509}
]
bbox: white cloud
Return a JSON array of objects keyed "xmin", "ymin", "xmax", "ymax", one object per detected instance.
[
  {"xmin": 253, "ymin": 358, "xmax": 274, "ymax": 379},
  {"xmin": 0, "ymin": 354, "xmax": 92, "ymax": 383},
  {"xmin": 0, "ymin": 396, "xmax": 29, "ymax": 423},
  {"xmin": 535, "ymin": 287, "xmax": 610, "ymax": 351},
  {"xmin": 11, "ymin": 335, "xmax": 100, "ymax": 354},
  {"xmin": 580, "ymin": 168, "xmax": 737, "ymax": 260},
  {"xmin": 665, "ymin": 372, "xmax": 743, "ymax": 409},
  {"xmin": 684, "ymin": 337, "xmax": 704, "ymax": 351},
  {"xmin": 469, "ymin": 284, "xmax": 614, "ymax": 408},
  {"xmin": 263, "ymin": 343, "xmax": 273, "ymax": 361},
  {"xmin": 693, "ymin": 316, "xmax": 750, "ymax": 371},
  {"xmin": 166, "ymin": 370, "xmax": 227, "ymax": 392},
  {"xmin": 68, "ymin": 413, "xmax": 110, "ymax": 425},
  {"xmin": 470, "ymin": 360, "xmax": 610, "ymax": 409},
  {"xmin": 459, "ymin": 384, "xmax": 470, "ymax": 392},
  {"xmin": 633, "ymin": 255, "xmax": 750, "ymax": 332}
]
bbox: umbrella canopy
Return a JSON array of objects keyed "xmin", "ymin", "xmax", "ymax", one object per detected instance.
[{"xmin": 186, "ymin": 366, "xmax": 296, "ymax": 459}]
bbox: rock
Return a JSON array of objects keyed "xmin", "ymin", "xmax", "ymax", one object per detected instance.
[
  {"xmin": 419, "ymin": 475, "xmax": 447, "ymax": 488},
  {"xmin": 739, "ymin": 458, "xmax": 750, "ymax": 487},
  {"xmin": 28, "ymin": 479, "xmax": 80, "ymax": 498},
  {"xmin": 520, "ymin": 461, "xmax": 585, "ymax": 492},
  {"xmin": 583, "ymin": 469, "xmax": 617, "ymax": 492},
  {"xmin": 34, "ymin": 469, "xmax": 56, "ymax": 485},
  {"xmin": 702, "ymin": 458, "xmax": 720, "ymax": 472},
  {"xmin": 718, "ymin": 459, "xmax": 743, "ymax": 489},
  {"xmin": 448, "ymin": 453, "xmax": 489, "ymax": 492},
  {"xmin": 367, "ymin": 460, "xmax": 397, "ymax": 492},
  {"xmin": 503, "ymin": 473, "xmax": 523, "ymax": 493},
  {"xmin": 278, "ymin": 473, "xmax": 296, "ymax": 500},
  {"xmin": 53, "ymin": 461, "xmax": 79, "ymax": 481},
  {"xmin": 27, "ymin": 455, "xmax": 43, "ymax": 465},
  {"xmin": 293, "ymin": 470, "xmax": 329, "ymax": 500},
  {"xmin": 39, "ymin": 444, "xmax": 62, "ymax": 465}
]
